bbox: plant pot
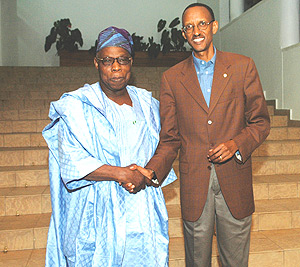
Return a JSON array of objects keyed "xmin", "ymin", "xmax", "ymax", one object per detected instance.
[
  {"xmin": 132, "ymin": 51, "xmax": 191, "ymax": 67},
  {"xmin": 59, "ymin": 50, "xmax": 95, "ymax": 67}
]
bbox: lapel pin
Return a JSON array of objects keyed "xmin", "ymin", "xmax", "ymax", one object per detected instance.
[{"xmin": 223, "ymin": 73, "xmax": 228, "ymax": 78}]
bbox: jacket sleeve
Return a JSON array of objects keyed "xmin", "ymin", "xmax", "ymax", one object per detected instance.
[
  {"xmin": 146, "ymin": 72, "xmax": 181, "ymax": 183},
  {"xmin": 233, "ymin": 58, "xmax": 270, "ymax": 162}
]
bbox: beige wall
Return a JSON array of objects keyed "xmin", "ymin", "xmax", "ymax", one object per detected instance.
[{"xmin": 282, "ymin": 43, "xmax": 300, "ymax": 120}]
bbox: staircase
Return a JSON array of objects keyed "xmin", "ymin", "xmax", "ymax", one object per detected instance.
[{"xmin": 0, "ymin": 66, "xmax": 300, "ymax": 267}]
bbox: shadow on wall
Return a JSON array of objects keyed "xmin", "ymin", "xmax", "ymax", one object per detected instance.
[{"xmin": 244, "ymin": 0, "xmax": 263, "ymax": 12}]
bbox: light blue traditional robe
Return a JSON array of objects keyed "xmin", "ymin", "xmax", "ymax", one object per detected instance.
[{"xmin": 42, "ymin": 82, "xmax": 177, "ymax": 267}]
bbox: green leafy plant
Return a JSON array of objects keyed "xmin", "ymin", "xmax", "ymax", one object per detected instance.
[
  {"xmin": 147, "ymin": 37, "xmax": 161, "ymax": 59},
  {"xmin": 130, "ymin": 17, "xmax": 187, "ymax": 59},
  {"xmin": 131, "ymin": 33, "xmax": 160, "ymax": 59},
  {"xmin": 131, "ymin": 33, "xmax": 149, "ymax": 52},
  {"xmin": 44, "ymin": 18, "xmax": 83, "ymax": 54},
  {"xmin": 158, "ymin": 17, "xmax": 187, "ymax": 54}
]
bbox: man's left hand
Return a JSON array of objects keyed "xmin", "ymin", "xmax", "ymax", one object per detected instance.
[{"xmin": 207, "ymin": 140, "xmax": 238, "ymax": 163}]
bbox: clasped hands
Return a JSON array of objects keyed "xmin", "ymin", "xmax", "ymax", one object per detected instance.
[
  {"xmin": 120, "ymin": 140, "xmax": 238, "ymax": 193},
  {"xmin": 119, "ymin": 164, "xmax": 156, "ymax": 194},
  {"xmin": 207, "ymin": 140, "xmax": 238, "ymax": 163}
]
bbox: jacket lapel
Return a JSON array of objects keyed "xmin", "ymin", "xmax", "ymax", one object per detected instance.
[
  {"xmin": 208, "ymin": 50, "xmax": 232, "ymax": 115},
  {"xmin": 180, "ymin": 56, "xmax": 209, "ymax": 113}
]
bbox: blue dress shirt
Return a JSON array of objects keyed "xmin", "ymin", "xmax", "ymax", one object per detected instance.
[{"xmin": 192, "ymin": 47, "xmax": 216, "ymax": 107}]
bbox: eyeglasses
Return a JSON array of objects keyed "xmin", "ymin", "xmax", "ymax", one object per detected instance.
[
  {"xmin": 182, "ymin": 20, "xmax": 215, "ymax": 33},
  {"xmin": 96, "ymin": 56, "xmax": 132, "ymax": 66}
]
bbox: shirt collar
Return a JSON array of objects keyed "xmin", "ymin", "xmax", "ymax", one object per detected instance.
[{"xmin": 192, "ymin": 46, "xmax": 216, "ymax": 68}]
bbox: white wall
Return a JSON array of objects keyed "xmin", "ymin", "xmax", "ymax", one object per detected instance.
[
  {"xmin": 282, "ymin": 43, "xmax": 300, "ymax": 120},
  {"xmin": 219, "ymin": 0, "xmax": 283, "ymax": 108},
  {"xmin": 1, "ymin": 0, "xmax": 195, "ymax": 66}
]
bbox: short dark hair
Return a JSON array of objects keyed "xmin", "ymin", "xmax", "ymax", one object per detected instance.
[{"xmin": 182, "ymin": 3, "xmax": 215, "ymax": 25}]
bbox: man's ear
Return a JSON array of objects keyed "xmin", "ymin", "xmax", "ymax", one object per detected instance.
[
  {"xmin": 94, "ymin": 57, "xmax": 99, "ymax": 69},
  {"xmin": 212, "ymin": 20, "xmax": 219, "ymax": 35},
  {"xmin": 182, "ymin": 30, "xmax": 187, "ymax": 40}
]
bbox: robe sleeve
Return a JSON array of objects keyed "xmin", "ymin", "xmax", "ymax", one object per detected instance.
[{"xmin": 57, "ymin": 119, "xmax": 103, "ymax": 191}]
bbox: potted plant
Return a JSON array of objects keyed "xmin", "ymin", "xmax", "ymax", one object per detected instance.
[
  {"xmin": 157, "ymin": 17, "xmax": 187, "ymax": 54},
  {"xmin": 44, "ymin": 18, "xmax": 83, "ymax": 54},
  {"xmin": 57, "ymin": 17, "xmax": 190, "ymax": 67},
  {"xmin": 130, "ymin": 17, "xmax": 190, "ymax": 66}
]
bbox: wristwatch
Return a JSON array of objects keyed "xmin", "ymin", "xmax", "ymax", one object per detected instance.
[{"xmin": 151, "ymin": 170, "xmax": 159, "ymax": 185}]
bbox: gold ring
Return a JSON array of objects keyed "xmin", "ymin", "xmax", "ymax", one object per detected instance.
[{"xmin": 220, "ymin": 155, "xmax": 222, "ymax": 160}]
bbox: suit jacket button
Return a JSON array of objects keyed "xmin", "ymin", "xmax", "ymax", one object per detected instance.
[{"xmin": 208, "ymin": 120, "xmax": 212, "ymax": 125}]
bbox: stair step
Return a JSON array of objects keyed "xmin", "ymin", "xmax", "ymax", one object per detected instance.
[
  {"xmin": 267, "ymin": 105, "xmax": 274, "ymax": 116},
  {"xmin": 163, "ymin": 174, "xmax": 300, "ymax": 204},
  {"xmin": 253, "ymin": 140, "xmax": 300, "ymax": 157},
  {"xmin": 0, "ymin": 165, "xmax": 49, "ymax": 188},
  {"xmin": 0, "ymin": 99, "xmax": 51, "ymax": 111},
  {"xmin": 252, "ymin": 155, "xmax": 300, "ymax": 175},
  {"xmin": 0, "ymin": 213, "xmax": 50, "ymax": 251},
  {"xmin": 172, "ymin": 155, "xmax": 300, "ymax": 178},
  {"xmin": 0, "ymin": 248, "xmax": 46, "ymax": 267},
  {"xmin": 0, "ymin": 67, "xmax": 97, "ymax": 88},
  {"xmin": 253, "ymin": 174, "xmax": 300, "ymax": 200},
  {"xmin": 0, "ymin": 173, "xmax": 297, "ymax": 217},
  {"xmin": 0, "ymin": 109, "xmax": 49, "ymax": 121},
  {"xmin": 0, "ymin": 147, "xmax": 48, "ymax": 167},
  {"xmin": 173, "ymin": 229, "xmax": 300, "ymax": 267},
  {"xmin": 267, "ymin": 126, "xmax": 300, "ymax": 140},
  {"xmin": 0, "ymin": 186, "xmax": 50, "ymax": 216},
  {"xmin": 270, "ymin": 115, "xmax": 288, "ymax": 127},
  {"xmin": 1, "ymin": 204, "xmax": 299, "ymax": 248},
  {"xmin": 0, "ymin": 90, "xmax": 62, "ymax": 101},
  {"xmin": 2, "ymin": 131, "xmax": 299, "ymax": 152},
  {"xmin": 0, "ymin": 119, "xmax": 49, "ymax": 134},
  {"xmin": 0, "ymin": 133, "xmax": 46, "ymax": 148},
  {"xmin": 1, "ymin": 226, "xmax": 299, "ymax": 266},
  {"xmin": 253, "ymin": 198, "xmax": 300, "ymax": 231},
  {"xmin": 166, "ymin": 197, "xmax": 300, "ymax": 237},
  {"xmin": 3, "ymin": 170, "xmax": 299, "ymax": 217}
]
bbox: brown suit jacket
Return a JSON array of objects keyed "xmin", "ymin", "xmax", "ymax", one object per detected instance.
[{"xmin": 146, "ymin": 50, "xmax": 270, "ymax": 221}]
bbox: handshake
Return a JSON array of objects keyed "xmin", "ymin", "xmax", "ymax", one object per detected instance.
[{"xmin": 118, "ymin": 164, "xmax": 159, "ymax": 194}]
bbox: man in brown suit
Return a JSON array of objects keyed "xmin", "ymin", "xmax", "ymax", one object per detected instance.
[{"xmin": 133, "ymin": 3, "xmax": 270, "ymax": 266}]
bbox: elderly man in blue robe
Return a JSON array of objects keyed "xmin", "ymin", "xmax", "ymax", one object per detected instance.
[{"xmin": 43, "ymin": 26, "xmax": 177, "ymax": 267}]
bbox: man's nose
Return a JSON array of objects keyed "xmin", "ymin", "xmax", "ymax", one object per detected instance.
[
  {"xmin": 111, "ymin": 60, "xmax": 121, "ymax": 71},
  {"xmin": 193, "ymin": 25, "xmax": 201, "ymax": 36}
]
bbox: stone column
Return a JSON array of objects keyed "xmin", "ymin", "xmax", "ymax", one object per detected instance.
[
  {"xmin": 230, "ymin": 0, "xmax": 244, "ymax": 20},
  {"xmin": 281, "ymin": 0, "xmax": 300, "ymax": 48}
]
